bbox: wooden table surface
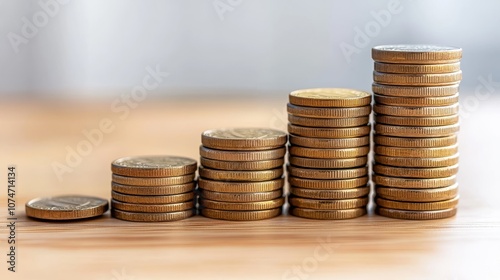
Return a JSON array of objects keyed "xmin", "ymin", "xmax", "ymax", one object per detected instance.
[{"xmin": 1, "ymin": 95, "xmax": 500, "ymax": 280}]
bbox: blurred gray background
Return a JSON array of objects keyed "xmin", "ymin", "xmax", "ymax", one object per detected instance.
[{"xmin": 1, "ymin": 0, "xmax": 499, "ymax": 97}]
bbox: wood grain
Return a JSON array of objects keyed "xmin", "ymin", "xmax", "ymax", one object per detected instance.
[{"xmin": 1, "ymin": 95, "xmax": 500, "ymax": 280}]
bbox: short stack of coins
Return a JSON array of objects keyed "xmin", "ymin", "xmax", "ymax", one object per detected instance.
[
  {"xmin": 110, "ymin": 156, "xmax": 197, "ymax": 222},
  {"xmin": 286, "ymin": 88, "xmax": 372, "ymax": 220},
  {"xmin": 372, "ymin": 45, "xmax": 461, "ymax": 220},
  {"xmin": 198, "ymin": 128, "xmax": 287, "ymax": 221}
]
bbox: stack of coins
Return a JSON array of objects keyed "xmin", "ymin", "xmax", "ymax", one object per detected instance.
[
  {"xmin": 286, "ymin": 88, "xmax": 372, "ymax": 220},
  {"xmin": 110, "ymin": 156, "xmax": 197, "ymax": 222},
  {"xmin": 372, "ymin": 45, "xmax": 461, "ymax": 220},
  {"xmin": 198, "ymin": 128, "xmax": 287, "ymax": 221}
]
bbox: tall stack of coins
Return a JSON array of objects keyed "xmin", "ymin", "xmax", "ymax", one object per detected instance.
[
  {"xmin": 286, "ymin": 88, "xmax": 372, "ymax": 220},
  {"xmin": 372, "ymin": 45, "xmax": 461, "ymax": 220},
  {"xmin": 110, "ymin": 156, "xmax": 197, "ymax": 222},
  {"xmin": 198, "ymin": 128, "xmax": 287, "ymax": 221}
]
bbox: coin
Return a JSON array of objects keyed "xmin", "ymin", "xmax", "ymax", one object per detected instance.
[
  {"xmin": 373, "ymin": 71, "xmax": 462, "ymax": 86},
  {"xmin": 200, "ymin": 157, "xmax": 284, "ymax": 171},
  {"xmin": 289, "ymin": 135, "xmax": 370, "ymax": 148},
  {"xmin": 375, "ymin": 144, "xmax": 458, "ymax": 157},
  {"xmin": 375, "ymin": 184, "xmax": 458, "ymax": 202},
  {"xmin": 375, "ymin": 114, "xmax": 459, "ymax": 127},
  {"xmin": 373, "ymin": 174, "xmax": 457, "ymax": 189},
  {"xmin": 199, "ymin": 189, "xmax": 283, "ymax": 202},
  {"xmin": 289, "ymin": 207, "xmax": 366, "ymax": 220},
  {"xmin": 201, "ymin": 128, "xmax": 287, "ymax": 150},
  {"xmin": 112, "ymin": 173, "xmax": 195, "ymax": 186},
  {"xmin": 374, "ymin": 123, "xmax": 460, "ymax": 137},
  {"xmin": 200, "ymin": 146, "xmax": 286, "ymax": 161},
  {"xmin": 289, "ymin": 145, "xmax": 370, "ymax": 159},
  {"xmin": 111, "ymin": 156, "xmax": 197, "ymax": 177},
  {"xmin": 289, "ymin": 88, "xmax": 372, "ymax": 107},
  {"xmin": 373, "ymin": 104, "xmax": 459, "ymax": 117},
  {"xmin": 199, "ymin": 197, "xmax": 285, "ymax": 211},
  {"xmin": 288, "ymin": 123, "xmax": 371, "ymax": 138},
  {"xmin": 25, "ymin": 195, "xmax": 109, "ymax": 220},
  {"xmin": 372, "ymin": 45, "xmax": 462, "ymax": 64},
  {"xmin": 289, "ymin": 186, "xmax": 370, "ymax": 199},
  {"xmin": 288, "ymin": 115, "xmax": 369, "ymax": 128},
  {"xmin": 375, "ymin": 196, "xmax": 459, "ymax": 211},
  {"xmin": 376, "ymin": 207, "xmax": 457, "ymax": 220},
  {"xmin": 287, "ymin": 165, "xmax": 368, "ymax": 179},
  {"xmin": 111, "ymin": 191, "xmax": 194, "ymax": 204},
  {"xmin": 374, "ymin": 154, "xmax": 459, "ymax": 168},
  {"xmin": 373, "ymin": 163, "xmax": 459, "ymax": 178},
  {"xmin": 111, "ymin": 199, "xmax": 194, "ymax": 213},
  {"xmin": 198, "ymin": 177, "xmax": 284, "ymax": 193},
  {"xmin": 111, "ymin": 182, "xmax": 196, "ymax": 196},
  {"xmin": 289, "ymin": 156, "xmax": 367, "ymax": 169},
  {"xmin": 199, "ymin": 166, "xmax": 283, "ymax": 181},
  {"xmin": 374, "ymin": 135, "xmax": 457, "ymax": 147},
  {"xmin": 287, "ymin": 103, "xmax": 371, "ymax": 118},
  {"xmin": 288, "ymin": 196, "xmax": 368, "ymax": 210},
  {"xmin": 374, "ymin": 61, "xmax": 461, "ymax": 74},
  {"xmin": 374, "ymin": 93, "xmax": 459, "ymax": 107},
  {"xmin": 112, "ymin": 208, "xmax": 195, "ymax": 222},
  {"xmin": 288, "ymin": 176, "xmax": 368, "ymax": 189},
  {"xmin": 200, "ymin": 208, "xmax": 281, "ymax": 221},
  {"xmin": 372, "ymin": 83, "xmax": 459, "ymax": 97}
]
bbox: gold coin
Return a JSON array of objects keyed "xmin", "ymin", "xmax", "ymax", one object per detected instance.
[
  {"xmin": 373, "ymin": 71, "xmax": 462, "ymax": 86},
  {"xmin": 199, "ymin": 197, "xmax": 285, "ymax": 211},
  {"xmin": 200, "ymin": 157, "xmax": 284, "ymax": 171},
  {"xmin": 111, "ymin": 199, "xmax": 194, "ymax": 213},
  {"xmin": 200, "ymin": 146, "xmax": 286, "ymax": 161},
  {"xmin": 288, "ymin": 196, "xmax": 368, "ymax": 210},
  {"xmin": 375, "ymin": 196, "xmax": 459, "ymax": 211},
  {"xmin": 374, "ymin": 123, "xmax": 459, "ymax": 137},
  {"xmin": 373, "ymin": 163, "xmax": 459, "ymax": 178},
  {"xmin": 374, "ymin": 104, "xmax": 459, "ymax": 117},
  {"xmin": 289, "ymin": 207, "xmax": 366, "ymax": 220},
  {"xmin": 375, "ymin": 184, "xmax": 458, "ymax": 202},
  {"xmin": 376, "ymin": 207, "xmax": 457, "ymax": 220},
  {"xmin": 111, "ymin": 182, "xmax": 195, "ymax": 195},
  {"xmin": 198, "ymin": 177, "xmax": 284, "ymax": 193},
  {"xmin": 112, "ymin": 173, "xmax": 195, "ymax": 186},
  {"xmin": 289, "ymin": 156, "xmax": 367, "ymax": 169},
  {"xmin": 112, "ymin": 208, "xmax": 194, "ymax": 222},
  {"xmin": 289, "ymin": 88, "xmax": 371, "ymax": 107},
  {"xmin": 287, "ymin": 165, "xmax": 368, "ymax": 179},
  {"xmin": 288, "ymin": 124, "xmax": 371, "ymax": 138},
  {"xmin": 289, "ymin": 145, "xmax": 370, "ymax": 159},
  {"xmin": 373, "ymin": 83, "xmax": 459, "ymax": 97},
  {"xmin": 111, "ymin": 191, "xmax": 194, "ymax": 204},
  {"xmin": 374, "ymin": 93, "xmax": 459, "ymax": 107},
  {"xmin": 198, "ymin": 166, "xmax": 283, "ymax": 181},
  {"xmin": 373, "ymin": 174, "xmax": 457, "ymax": 189},
  {"xmin": 25, "ymin": 195, "xmax": 108, "ymax": 220},
  {"xmin": 290, "ymin": 186, "xmax": 370, "ymax": 199},
  {"xmin": 374, "ymin": 154, "xmax": 459, "ymax": 168},
  {"xmin": 372, "ymin": 45, "xmax": 462, "ymax": 64},
  {"xmin": 289, "ymin": 176, "xmax": 368, "ymax": 189},
  {"xmin": 289, "ymin": 135, "xmax": 370, "ymax": 148},
  {"xmin": 199, "ymin": 189, "xmax": 283, "ymax": 202},
  {"xmin": 374, "ymin": 134, "xmax": 457, "ymax": 147},
  {"xmin": 201, "ymin": 128, "xmax": 287, "ymax": 150},
  {"xmin": 288, "ymin": 115, "xmax": 369, "ymax": 128},
  {"xmin": 374, "ymin": 61, "xmax": 461, "ymax": 74},
  {"xmin": 200, "ymin": 208, "xmax": 281, "ymax": 221},
  {"xmin": 287, "ymin": 103, "xmax": 371, "ymax": 118},
  {"xmin": 111, "ymin": 155, "xmax": 197, "ymax": 177},
  {"xmin": 375, "ymin": 114, "xmax": 459, "ymax": 127},
  {"xmin": 375, "ymin": 144, "xmax": 458, "ymax": 157}
]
